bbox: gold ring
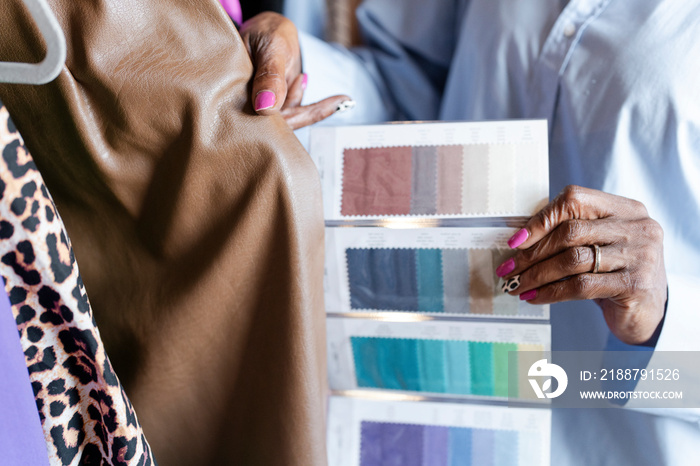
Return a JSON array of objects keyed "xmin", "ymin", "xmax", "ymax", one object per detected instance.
[{"xmin": 592, "ymin": 244, "xmax": 601, "ymax": 274}]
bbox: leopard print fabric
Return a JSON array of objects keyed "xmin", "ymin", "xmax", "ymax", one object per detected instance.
[{"xmin": 0, "ymin": 104, "xmax": 154, "ymax": 465}]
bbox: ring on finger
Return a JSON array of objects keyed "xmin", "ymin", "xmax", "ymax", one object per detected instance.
[{"xmin": 591, "ymin": 244, "xmax": 601, "ymax": 274}]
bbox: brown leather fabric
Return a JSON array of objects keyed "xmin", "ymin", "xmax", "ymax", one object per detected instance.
[{"xmin": 0, "ymin": 1, "xmax": 327, "ymax": 465}]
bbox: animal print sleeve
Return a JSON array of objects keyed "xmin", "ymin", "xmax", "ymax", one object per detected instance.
[{"xmin": 0, "ymin": 103, "xmax": 154, "ymax": 466}]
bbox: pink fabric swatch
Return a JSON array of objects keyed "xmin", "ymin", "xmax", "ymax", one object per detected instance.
[
  {"xmin": 436, "ymin": 145, "xmax": 463, "ymax": 214},
  {"xmin": 342, "ymin": 147, "xmax": 413, "ymax": 216}
]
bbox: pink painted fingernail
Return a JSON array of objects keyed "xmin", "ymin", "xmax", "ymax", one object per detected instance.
[
  {"xmin": 301, "ymin": 73, "xmax": 308, "ymax": 91},
  {"xmin": 508, "ymin": 228, "xmax": 529, "ymax": 249},
  {"xmin": 496, "ymin": 258, "xmax": 515, "ymax": 277},
  {"xmin": 254, "ymin": 91, "xmax": 276, "ymax": 111},
  {"xmin": 519, "ymin": 289, "xmax": 537, "ymax": 301}
]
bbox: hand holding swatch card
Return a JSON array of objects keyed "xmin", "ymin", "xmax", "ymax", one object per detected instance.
[{"xmin": 310, "ymin": 120, "xmax": 552, "ymax": 466}]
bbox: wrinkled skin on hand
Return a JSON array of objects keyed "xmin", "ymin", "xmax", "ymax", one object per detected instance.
[{"xmin": 501, "ymin": 185, "xmax": 667, "ymax": 345}]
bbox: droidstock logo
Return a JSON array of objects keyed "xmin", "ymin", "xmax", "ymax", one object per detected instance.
[{"xmin": 528, "ymin": 359, "xmax": 568, "ymax": 399}]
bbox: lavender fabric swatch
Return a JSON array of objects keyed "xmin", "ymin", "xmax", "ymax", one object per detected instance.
[
  {"xmin": 472, "ymin": 429, "xmax": 495, "ymax": 466},
  {"xmin": 0, "ymin": 284, "xmax": 50, "ymax": 465},
  {"xmin": 361, "ymin": 422, "xmax": 424, "ymax": 466},
  {"xmin": 423, "ymin": 426, "xmax": 449, "ymax": 466},
  {"xmin": 359, "ymin": 422, "xmax": 521, "ymax": 466}
]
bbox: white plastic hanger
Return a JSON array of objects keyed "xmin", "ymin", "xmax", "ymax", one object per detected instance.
[{"xmin": 0, "ymin": 0, "xmax": 66, "ymax": 85}]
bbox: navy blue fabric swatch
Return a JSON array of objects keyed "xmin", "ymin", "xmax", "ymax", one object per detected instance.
[{"xmin": 347, "ymin": 248, "xmax": 419, "ymax": 311}]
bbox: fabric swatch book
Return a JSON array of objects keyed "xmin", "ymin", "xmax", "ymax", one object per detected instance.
[{"xmin": 310, "ymin": 120, "xmax": 551, "ymax": 466}]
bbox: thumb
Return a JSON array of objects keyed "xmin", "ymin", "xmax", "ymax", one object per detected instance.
[{"xmin": 251, "ymin": 51, "xmax": 288, "ymax": 115}]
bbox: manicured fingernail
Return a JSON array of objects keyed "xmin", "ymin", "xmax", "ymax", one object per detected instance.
[
  {"xmin": 336, "ymin": 100, "xmax": 356, "ymax": 113},
  {"xmin": 502, "ymin": 275, "xmax": 521, "ymax": 293},
  {"xmin": 520, "ymin": 289, "xmax": 537, "ymax": 301},
  {"xmin": 301, "ymin": 73, "xmax": 308, "ymax": 91},
  {"xmin": 496, "ymin": 258, "xmax": 515, "ymax": 277},
  {"xmin": 254, "ymin": 91, "xmax": 276, "ymax": 111},
  {"xmin": 508, "ymin": 228, "xmax": 529, "ymax": 249}
]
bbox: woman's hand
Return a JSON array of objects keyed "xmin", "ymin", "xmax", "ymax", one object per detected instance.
[
  {"xmin": 239, "ymin": 12, "xmax": 351, "ymax": 130},
  {"xmin": 497, "ymin": 185, "xmax": 667, "ymax": 345}
]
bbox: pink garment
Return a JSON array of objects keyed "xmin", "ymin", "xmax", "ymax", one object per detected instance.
[{"xmin": 219, "ymin": 0, "xmax": 243, "ymax": 24}]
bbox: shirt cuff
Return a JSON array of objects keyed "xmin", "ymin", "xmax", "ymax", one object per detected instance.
[{"xmin": 654, "ymin": 273, "xmax": 700, "ymax": 351}]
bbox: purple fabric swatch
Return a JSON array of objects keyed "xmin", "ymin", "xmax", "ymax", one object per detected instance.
[
  {"xmin": 361, "ymin": 421, "xmax": 424, "ymax": 466},
  {"xmin": 0, "ymin": 285, "xmax": 50, "ymax": 465},
  {"xmin": 423, "ymin": 426, "xmax": 449, "ymax": 466}
]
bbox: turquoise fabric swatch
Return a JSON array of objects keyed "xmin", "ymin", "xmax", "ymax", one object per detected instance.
[
  {"xmin": 445, "ymin": 340, "xmax": 471, "ymax": 395},
  {"xmin": 469, "ymin": 342, "xmax": 494, "ymax": 396},
  {"xmin": 351, "ymin": 337, "xmax": 518, "ymax": 398},
  {"xmin": 416, "ymin": 249, "xmax": 444, "ymax": 312},
  {"xmin": 417, "ymin": 339, "xmax": 447, "ymax": 393}
]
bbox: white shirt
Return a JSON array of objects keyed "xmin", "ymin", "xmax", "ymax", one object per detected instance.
[{"xmin": 297, "ymin": 0, "xmax": 700, "ymax": 463}]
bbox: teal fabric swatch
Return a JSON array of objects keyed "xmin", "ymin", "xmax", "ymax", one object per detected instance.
[
  {"xmin": 352, "ymin": 337, "xmax": 518, "ymax": 398},
  {"xmin": 445, "ymin": 340, "xmax": 471, "ymax": 395},
  {"xmin": 352, "ymin": 336, "xmax": 385, "ymax": 389},
  {"xmin": 469, "ymin": 342, "xmax": 494, "ymax": 396},
  {"xmin": 416, "ymin": 249, "xmax": 444, "ymax": 313},
  {"xmin": 351, "ymin": 337, "xmax": 420, "ymax": 391},
  {"xmin": 448, "ymin": 427, "xmax": 472, "ymax": 466},
  {"xmin": 417, "ymin": 339, "xmax": 447, "ymax": 393}
]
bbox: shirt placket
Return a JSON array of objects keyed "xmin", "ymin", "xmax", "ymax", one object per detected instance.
[{"xmin": 528, "ymin": 0, "xmax": 613, "ymax": 126}]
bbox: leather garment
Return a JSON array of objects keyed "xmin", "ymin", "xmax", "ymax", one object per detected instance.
[{"xmin": 0, "ymin": 1, "xmax": 327, "ymax": 464}]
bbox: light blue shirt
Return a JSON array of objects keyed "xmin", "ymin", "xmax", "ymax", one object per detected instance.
[{"xmin": 297, "ymin": 0, "xmax": 700, "ymax": 464}]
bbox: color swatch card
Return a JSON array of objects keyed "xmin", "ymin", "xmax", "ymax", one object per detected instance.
[
  {"xmin": 327, "ymin": 317, "xmax": 550, "ymax": 400},
  {"xmin": 309, "ymin": 120, "xmax": 548, "ymax": 221},
  {"xmin": 327, "ymin": 396, "xmax": 551, "ymax": 466},
  {"xmin": 325, "ymin": 227, "xmax": 549, "ymax": 319}
]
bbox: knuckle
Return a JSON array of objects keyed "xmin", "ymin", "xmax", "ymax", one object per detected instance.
[
  {"xmin": 566, "ymin": 246, "xmax": 592, "ymax": 270},
  {"xmin": 642, "ymin": 218, "xmax": 664, "ymax": 242},
  {"xmin": 534, "ymin": 209, "xmax": 555, "ymax": 232},
  {"xmin": 560, "ymin": 184, "xmax": 583, "ymax": 205},
  {"xmin": 629, "ymin": 199, "xmax": 649, "ymax": 217},
  {"xmin": 559, "ymin": 219, "xmax": 586, "ymax": 244},
  {"xmin": 571, "ymin": 274, "xmax": 592, "ymax": 297}
]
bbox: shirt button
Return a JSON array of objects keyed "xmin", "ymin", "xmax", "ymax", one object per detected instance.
[{"xmin": 563, "ymin": 23, "xmax": 576, "ymax": 38}]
